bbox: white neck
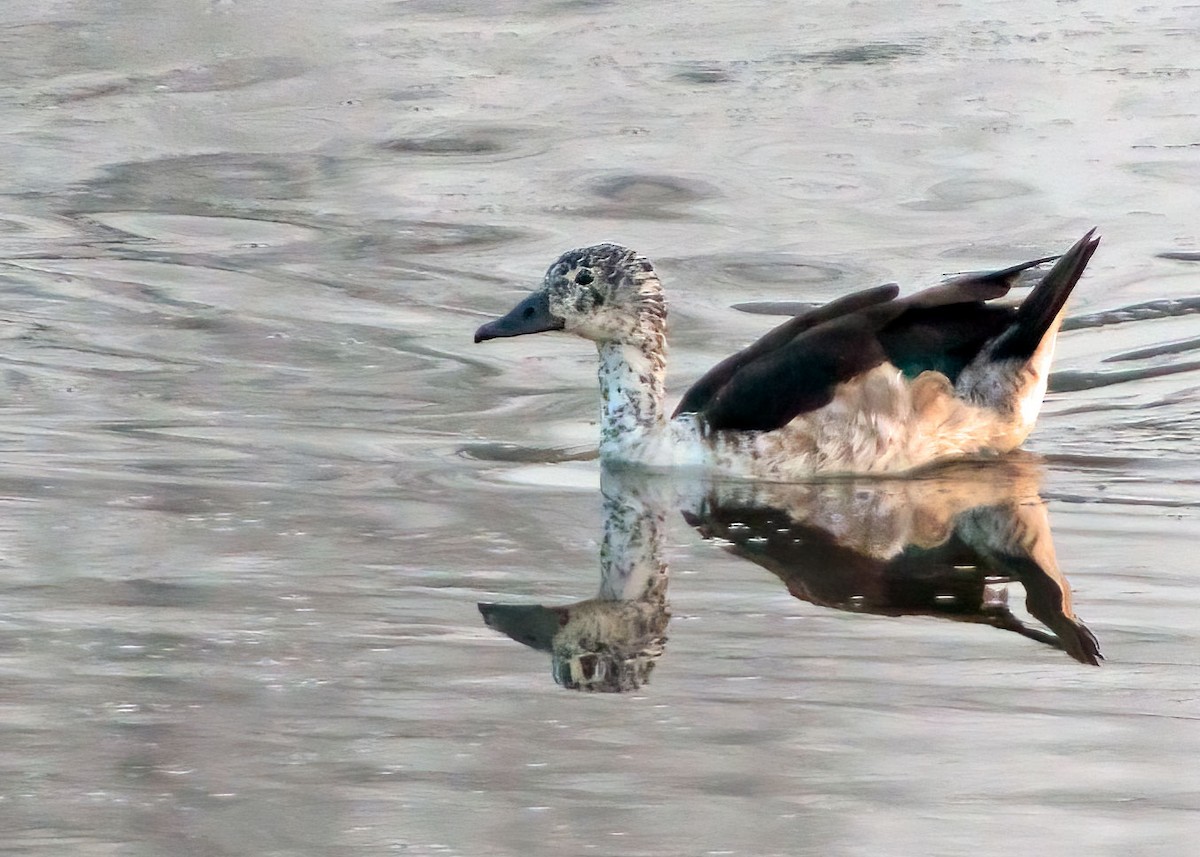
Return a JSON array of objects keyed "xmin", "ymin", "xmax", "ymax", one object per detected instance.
[{"xmin": 597, "ymin": 339, "xmax": 667, "ymax": 458}]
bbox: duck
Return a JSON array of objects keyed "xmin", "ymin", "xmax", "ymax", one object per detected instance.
[{"xmin": 474, "ymin": 230, "xmax": 1100, "ymax": 479}]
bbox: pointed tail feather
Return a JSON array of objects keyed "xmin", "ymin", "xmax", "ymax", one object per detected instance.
[
  {"xmin": 943, "ymin": 252, "xmax": 1061, "ymax": 290},
  {"xmin": 990, "ymin": 230, "xmax": 1100, "ymax": 362},
  {"xmin": 908, "ymin": 253, "xmax": 1062, "ymax": 310}
]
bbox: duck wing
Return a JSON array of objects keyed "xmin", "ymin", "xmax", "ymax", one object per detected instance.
[
  {"xmin": 672, "ymin": 283, "xmax": 899, "ymax": 419},
  {"xmin": 879, "ymin": 254, "xmax": 1062, "ymax": 380},
  {"xmin": 679, "ymin": 256, "xmax": 1056, "ymax": 433},
  {"xmin": 878, "ymin": 301, "xmax": 1018, "ymax": 382}
]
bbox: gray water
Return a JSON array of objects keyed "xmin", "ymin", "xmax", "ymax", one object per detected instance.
[{"xmin": 2, "ymin": 2, "xmax": 1199, "ymax": 855}]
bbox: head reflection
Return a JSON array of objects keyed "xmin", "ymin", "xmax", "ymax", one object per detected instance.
[
  {"xmin": 479, "ymin": 457, "xmax": 1099, "ymax": 691},
  {"xmin": 479, "ymin": 469, "xmax": 670, "ymax": 692}
]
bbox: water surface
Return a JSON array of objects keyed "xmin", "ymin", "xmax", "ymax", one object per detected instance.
[{"xmin": 1, "ymin": 2, "xmax": 1198, "ymax": 855}]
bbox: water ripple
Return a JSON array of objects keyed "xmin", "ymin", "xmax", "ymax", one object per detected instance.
[
  {"xmin": 1103, "ymin": 336, "xmax": 1200, "ymax": 363},
  {"xmin": 379, "ymin": 125, "xmax": 550, "ymax": 163},
  {"xmin": 553, "ymin": 173, "xmax": 722, "ymax": 221},
  {"xmin": 81, "ymin": 212, "xmax": 320, "ymax": 253},
  {"xmin": 1050, "ymin": 361, "xmax": 1200, "ymax": 393},
  {"xmin": 1064, "ymin": 295, "xmax": 1200, "ymax": 330},
  {"xmin": 35, "ymin": 56, "xmax": 308, "ymax": 104},
  {"xmin": 778, "ymin": 42, "xmax": 925, "ymax": 66}
]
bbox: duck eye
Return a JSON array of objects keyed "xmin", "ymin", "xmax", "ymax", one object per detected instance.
[{"xmin": 575, "ymin": 269, "xmax": 594, "ymax": 286}]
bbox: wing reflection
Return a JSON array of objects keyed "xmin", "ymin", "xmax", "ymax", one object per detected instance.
[
  {"xmin": 686, "ymin": 457, "xmax": 1101, "ymax": 666},
  {"xmin": 479, "ymin": 457, "xmax": 1099, "ymax": 692}
]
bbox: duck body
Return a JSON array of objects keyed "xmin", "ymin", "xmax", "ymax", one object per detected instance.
[
  {"xmin": 602, "ymin": 367, "xmax": 1026, "ymax": 479},
  {"xmin": 475, "ymin": 232, "xmax": 1100, "ymax": 479}
]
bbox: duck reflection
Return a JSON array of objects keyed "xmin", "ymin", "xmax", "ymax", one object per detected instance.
[
  {"xmin": 479, "ymin": 469, "xmax": 671, "ymax": 692},
  {"xmin": 686, "ymin": 457, "xmax": 1100, "ymax": 666},
  {"xmin": 479, "ymin": 457, "xmax": 1099, "ymax": 691}
]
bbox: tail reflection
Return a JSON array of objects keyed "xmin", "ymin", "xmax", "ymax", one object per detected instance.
[{"xmin": 479, "ymin": 457, "xmax": 1099, "ymax": 692}]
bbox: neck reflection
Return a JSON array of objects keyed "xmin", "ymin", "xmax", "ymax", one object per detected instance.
[{"xmin": 479, "ymin": 468, "xmax": 671, "ymax": 692}]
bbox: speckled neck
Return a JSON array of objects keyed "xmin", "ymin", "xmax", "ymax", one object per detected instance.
[{"xmin": 597, "ymin": 338, "xmax": 668, "ymax": 456}]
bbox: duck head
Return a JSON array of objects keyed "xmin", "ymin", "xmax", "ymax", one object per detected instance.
[{"xmin": 474, "ymin": 244, "xmax": 665, "ymax": 345}]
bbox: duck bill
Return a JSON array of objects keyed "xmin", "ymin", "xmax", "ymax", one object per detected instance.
[{"xmin": 474, "ymin": 291, "xmax": 565, "ymax": 342}]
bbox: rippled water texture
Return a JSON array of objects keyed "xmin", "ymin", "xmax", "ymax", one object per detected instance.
[{"xmin": 1, "ymin": 2, "xmax": 1198, "ymax": 856}]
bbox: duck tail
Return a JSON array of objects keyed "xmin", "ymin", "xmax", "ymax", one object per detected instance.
[{"xmin": 989, "ymin": 229, "xmax": 1100, "ymax": 362}]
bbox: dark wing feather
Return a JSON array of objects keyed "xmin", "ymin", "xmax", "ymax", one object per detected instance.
[
  {"xmin": 672, "ymin": 283, "xmax": 899, "ymax": 418},
  {"xmin": 877, "ymin": 254, "xmax": 1062, "ymax": 379},
  {"xmin": 697, "ymin": 312, "xmax": 896, "ymax": 431},
  {"xmin": 879, "ymin": 303, "xmax": 1017, "ymax": 381},
  {"xmin": 680, "ymin": 254, "xmax": 1060, "ymax": 434},
  {"xmin": 935, "ymin": 253, "xmax": 1059, "ymax": 294}
]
